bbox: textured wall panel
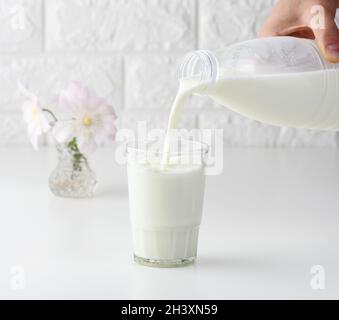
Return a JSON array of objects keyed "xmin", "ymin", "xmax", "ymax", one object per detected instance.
[
  {"xmin": 46, "ymin": 0, "xmax": 195, "ymax": 52},
  {"xmin": 0, "ymin": 0, "xmax": 42, "ymax": 52},
  {"xmin": 199, "ymin": 0, "xmax": 275, "ymax": 50},
  {"xmin": 0, "ymin": 113, "xmax": 31, "ymax": 146},
  {"xmin": 125, "ymin": 54, "xmax": 180, "ymax": 109}
]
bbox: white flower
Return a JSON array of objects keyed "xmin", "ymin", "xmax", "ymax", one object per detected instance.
[
  {"xmin": 18, "ymin": 82, "xmax": 50, "ymax": 150},
  {"xmin": 53, "ymin": 81, "xmax": 117, "ymax": 155}
]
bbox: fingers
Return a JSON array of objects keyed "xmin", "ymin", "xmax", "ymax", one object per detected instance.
[
  {"xmin": 312, "ymin": 15, "xmax": 339, "ymax": 62},
  {"xmin": 260, "ymin": 0, "xmax": 339, "ymax": 63},
  {"xmin": 260, "ymin": 19, "xmax": 280, "ymax": 37},
  {"xmin": 261, "ymin": 24, "xmax": 315, "ymax": 39},
  {"xmin": 260, "ymin": 0, "xmax": 302, "ymax": 37},
  {"xmin": 260, "ymin": 14, "xmax": 290, "ymax": 37}
]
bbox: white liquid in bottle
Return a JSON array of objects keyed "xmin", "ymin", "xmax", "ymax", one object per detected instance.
[
  {"xmin": 207, "ymin": 69, "xmax": 339, "ymax": 129},
  {"xmin": 163, "ymin": 67, "xmax": 339, "ymax": 141}
]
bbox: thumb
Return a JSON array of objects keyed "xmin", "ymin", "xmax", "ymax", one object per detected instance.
[{"xmin": 312, "ymin": 15, "xmax": 339, "ymax": 62}]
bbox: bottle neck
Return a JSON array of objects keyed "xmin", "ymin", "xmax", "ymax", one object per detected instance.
[{"xmin": 179, "ymin": 50, "xmax": 219, "ymax": 86}]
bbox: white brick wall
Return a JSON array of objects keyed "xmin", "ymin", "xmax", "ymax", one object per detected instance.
[
  {"xmin": 46, "ymin": 0, "xmax": 195, "ymax": 52},
  {"xmin": 0, "ymin": 0, "xmax": 337, "ymax": 147}
]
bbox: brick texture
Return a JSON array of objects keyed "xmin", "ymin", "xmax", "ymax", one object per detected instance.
[
  {"xmin": 0, "ymin": 0, "xmax": 43, "ymax": 52},
  {"xmin": 45, "ymin": 0, "xmax": 195, "ymax": 52}
]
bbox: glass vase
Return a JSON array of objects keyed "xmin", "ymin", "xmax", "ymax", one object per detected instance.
[{"xmin": 49, "ymin": 142, "xmax": 97, "ymax": 198}]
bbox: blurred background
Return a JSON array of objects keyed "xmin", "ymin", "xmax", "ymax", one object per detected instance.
[{"xmin": 0, "ymin": 0, "xmax": 338, "ymax": 148}]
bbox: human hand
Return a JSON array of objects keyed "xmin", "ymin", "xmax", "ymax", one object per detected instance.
[{"xmin": 260, "ymin": 0, "xmax": 339, "ymax": 62}]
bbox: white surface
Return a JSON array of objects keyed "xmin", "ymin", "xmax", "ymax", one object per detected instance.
[{"xmin": 1, "ymin": 147, "xmax": 339, "ymax": 299}]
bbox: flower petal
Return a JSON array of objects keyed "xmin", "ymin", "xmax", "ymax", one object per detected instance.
[
  {"xmin": 18, "ymin": 81, "xmax": 37, "ymax": 101},
  {"xmin": 28, "ymin": 125, "xmax": 42, "ymax": 151},
  {"xmin": 77, "ymin": 134, "xmax": 97, "ymax": 155},
  {"xmin": 69, "ymin": 81, "xmax": 90, "ymax": 104},
  {"xmin": 40, "ymin": 114, "xmax": 51, "ymax": 133},
  {"xmin": 30, "ymin": 132, "xmax": 39, "ymax": 150},
  {"xmin": 102, "ymin": 116, "xmax": 117, "ymax": 141},
  {"xmin": 54, "ymin": 81, "xmax": 118, "ymax": 153},
  {"xmin": 52, "ymin": 121, "xmax": 74, "ymax": 144}
]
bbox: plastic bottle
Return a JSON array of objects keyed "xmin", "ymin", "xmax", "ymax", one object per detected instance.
[{"xmin": 179, "ymin": 36, "xmax": 339, "ymax": 129}]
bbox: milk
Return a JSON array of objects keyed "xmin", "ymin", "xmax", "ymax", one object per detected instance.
[
  {"xmin": 162, "ymin": 78, "xmax": 202, "ymax": 165},
  {"xmin": 128, "ymin": 161, "xmax": 205, "ymax": 264},
  {"xmin": 208, "ymin": 69, "xmax": 339, "ymax": 129}
]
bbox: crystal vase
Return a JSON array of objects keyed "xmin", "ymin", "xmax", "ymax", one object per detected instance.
[{"xmin": 49, "ymin": 140, "xmax": 97, "ymax": 198}]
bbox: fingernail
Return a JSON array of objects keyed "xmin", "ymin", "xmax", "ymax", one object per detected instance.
[{"xmin": 325, "ymin": 44, "xmax": 339, "ymax": 61}]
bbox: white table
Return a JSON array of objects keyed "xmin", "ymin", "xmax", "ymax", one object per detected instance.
[{"xmin": 1, "ymin": 147, "xmax": 339, "ymax": 299}]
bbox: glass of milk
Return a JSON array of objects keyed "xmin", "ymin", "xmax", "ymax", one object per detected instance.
[{"xmin": 127, "ymin": 138, "xmax": 208, "ymax": 267}]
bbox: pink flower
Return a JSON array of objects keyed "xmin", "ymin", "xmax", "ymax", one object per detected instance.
[
  {"xmin": 53, "ymin": 81, "xmax": 117, "ymax": 155},
  {"xmin": 18, "ymin": 82, "xmax": 50, "ymax": 150}
]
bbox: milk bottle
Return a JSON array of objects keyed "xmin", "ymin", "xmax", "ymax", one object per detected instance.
[{"xmin": 175, "ymin": 36, "xmax": 339, "ymax": 130}]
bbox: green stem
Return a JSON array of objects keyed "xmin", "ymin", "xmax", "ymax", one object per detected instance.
[
  {"xmin": 42, "ymin": 108, "xmax": 58, "ymax": 122},
  {"xmin": 67, "ymin": 138, "xmax": 87, "ymax": 173}
]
